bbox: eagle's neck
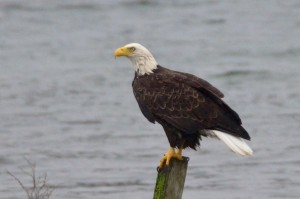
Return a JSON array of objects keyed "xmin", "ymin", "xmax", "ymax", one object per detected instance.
[{"xmin": 129, "ymin": 55, "xmax": 158, "ymax": 76}]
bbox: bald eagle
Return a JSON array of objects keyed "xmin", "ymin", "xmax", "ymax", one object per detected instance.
[{"xmin": 114, "ymin": 43, "xmax": 253, "ymax": 171}]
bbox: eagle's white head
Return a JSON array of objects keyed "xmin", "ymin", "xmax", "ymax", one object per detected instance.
[{"xmin": 114, "ymin": 43, "xmax": 158, "ymax": 75}]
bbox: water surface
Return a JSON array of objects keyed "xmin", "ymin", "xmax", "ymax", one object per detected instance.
[{"xmin": 0, "ymin": 1, "xmax": 300, "ymax": 198}]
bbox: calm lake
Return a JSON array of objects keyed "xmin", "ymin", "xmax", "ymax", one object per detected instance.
[{"xmin": 0, "ymin": 0, "xmax": 300, "ymax": 198}]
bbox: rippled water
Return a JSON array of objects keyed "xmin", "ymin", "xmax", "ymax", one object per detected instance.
[{"xmin": 1, "ymin": 1, "xmax": 300, "ymax": 198}]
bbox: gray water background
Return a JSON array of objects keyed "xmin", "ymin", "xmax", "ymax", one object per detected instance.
[{"xmin": 0, "ymin": 0, "xmax": 300, "ymax": 198}]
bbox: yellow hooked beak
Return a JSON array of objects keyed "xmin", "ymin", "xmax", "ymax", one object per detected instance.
[{"xmin": 114, "ymin": 47, "xmax": 131, "ymax": 57}]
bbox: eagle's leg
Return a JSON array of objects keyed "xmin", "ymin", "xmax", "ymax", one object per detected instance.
[
  {"xmin": 175, "ymin": 146, "xmax": 183, "ymax": 159},
  {"xmin": 158, "ymin": 126, "xmax": 185, "ymax": 171},
  {"xmin": 175, "ymin": 140, "xmax": 184, "ymax": 159},
  {"xmin": 158, "ymin": 145, "xmax": 184, "ymax": 171},
  {"xmin": 158, "ymin": 147, "xmax": 177, "ymax": 170}
]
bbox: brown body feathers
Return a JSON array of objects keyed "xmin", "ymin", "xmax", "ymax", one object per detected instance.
[{"xmin": 132, "ymin": 65, "xmax": 250, "ymax": 149}]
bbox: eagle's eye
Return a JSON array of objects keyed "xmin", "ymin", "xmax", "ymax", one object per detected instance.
[{"xmin": 129, "ymin": 47, "xmax": 136, "ymax": 52}]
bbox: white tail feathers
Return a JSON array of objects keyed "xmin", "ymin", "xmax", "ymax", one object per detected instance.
[{"xmin": 212, "ymin": 130, "xmax": 253, "ymax": 156}]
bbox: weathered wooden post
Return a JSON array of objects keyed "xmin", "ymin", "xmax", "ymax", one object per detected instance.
[{"xmin": 153, "ymin": 157, "xmax": 189, "ymax": 199}]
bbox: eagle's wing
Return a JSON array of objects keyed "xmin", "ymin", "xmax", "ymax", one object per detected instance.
[
  {"xmin": 133, "ymin": 70, "xmax": 250, "ymax": 140},
  {"xmin": 172, "ymin": 70, "xmax": 224, "ymax": 98},
  {"xmin": 133, "ymin": 73, "xmax": 205, "ymax": 133}
]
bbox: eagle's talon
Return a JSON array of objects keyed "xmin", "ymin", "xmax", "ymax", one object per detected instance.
[
  {"xmin": 157, "ymin": 147, "xmax": 184, "ymax": 171},
  {"xmin": 156, "ymin": 167, "xmax": 161, "ymax": 173}
]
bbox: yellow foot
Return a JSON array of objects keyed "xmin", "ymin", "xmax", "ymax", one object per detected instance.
[{"xmin": 158, "ymin": 147, "xmax": 183, "ymax": 171}]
